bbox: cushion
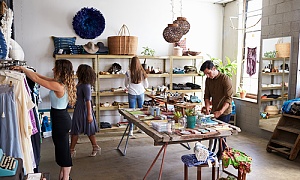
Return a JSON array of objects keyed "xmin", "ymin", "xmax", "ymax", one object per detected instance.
[
  {"xmin": 181, "ymin": 152, "xmax": 216, "ymax": 167},
  {"xmin": 52, "ymin": 36, "xmax": 76, "ymax": 56},
  {"xmin": 69, "ymin": 45, "xmax": 83, "ymax": 54}
]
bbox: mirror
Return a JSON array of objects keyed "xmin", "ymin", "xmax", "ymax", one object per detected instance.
[{"xmin": 259, "ymin": 36, "xmax": 291, "ymax": 132}]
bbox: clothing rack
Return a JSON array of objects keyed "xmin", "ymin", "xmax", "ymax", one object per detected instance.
[{"xmin": 0, "ymin": 60, "xmax": 26, "ymax": 68}]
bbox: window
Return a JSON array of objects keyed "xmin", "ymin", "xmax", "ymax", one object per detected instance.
[{"xmin": 239, "ymin": 0, "xmax": 262, "ymax": 95}]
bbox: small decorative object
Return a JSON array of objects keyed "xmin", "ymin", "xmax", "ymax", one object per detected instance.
[
  {"xmin": 163, "ymin": 23, "xmax": 183, "ymax": 43},
  {"xmin": 175, "ymin": 38, "xmax": 187, "ymax": 51},
  {"xmin": 83, "ymin": 42, "xmax": 99, "ymax": 54},
  {"xmin": 173, "ymin": 17, "xmax": 190, "ymax": 35},
  {"xmin": 188, "ymin": 51, "xmax": 201, "ymax": 56},
  {"xmin": 173, "ymin": 46, "xmax": 183, "ymax": 56},
  {"xmin": 238, "ymin": 86, "xmax": 246, "ymax": 99},
  {"xmin": 72, "ymin": 7, "xmax": 105, "ymax": 39}
]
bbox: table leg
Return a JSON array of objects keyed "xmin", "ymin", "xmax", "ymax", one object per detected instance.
[
  {"xmin": 143, "ymin": 143, "xmax": 168, "ymax": 180},
  {"xmin": 180, "ymin": 142, "xmax": 191, "ymax": 150},
  {"xmin": 116, "ymin": 123, "xmax": 130, "ymax": 156}
]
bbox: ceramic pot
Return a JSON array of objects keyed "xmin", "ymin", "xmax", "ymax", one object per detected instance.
[
  {"xmin": 186, "ymin": 116, "xmax": 196, "ymax": 129},
  {"xmin": 240, "ymin": 92, "xmax": 246, "ymax": 99}
]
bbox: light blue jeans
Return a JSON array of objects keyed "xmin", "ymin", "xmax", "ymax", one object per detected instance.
[{"xmin": 128, "ymin": 93, "xmax": 144, "ymax": 131}]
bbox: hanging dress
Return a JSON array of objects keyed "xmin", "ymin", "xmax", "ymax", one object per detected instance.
[{"xmin": 246, "ymin": 47, "xmax": 257, "ymax": 76}]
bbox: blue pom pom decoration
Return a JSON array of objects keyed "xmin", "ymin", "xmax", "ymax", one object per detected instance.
[{"xmin": 72, "ymin": 7, "xmax": 105, "ymax": 39}]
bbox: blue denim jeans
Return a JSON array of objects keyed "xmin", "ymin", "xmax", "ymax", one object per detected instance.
[
  {"xmin": 209, "ymin": 113, "xmax": 232, "ymax": 155},
  {"xmin": 128, "ymin": 93, "xmax": 144, "ymax": 131}
]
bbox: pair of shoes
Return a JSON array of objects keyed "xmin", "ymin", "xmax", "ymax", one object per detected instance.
[
  {"xmin": 129, "ymin": 130, "xmax": 133, "ymax": 136},
  {"xmin": 137, "ymin": 129, "xmax": 145, "ymax": 134},
  {"xmin": 89, "ymin": 145, "xmax": 101, "ymax": 157},
  {"xmin": 70, "ymin": 149, "xmax": 76, "ymax": 158}
]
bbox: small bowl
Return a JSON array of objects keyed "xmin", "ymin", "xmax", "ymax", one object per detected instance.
[{"xmin": 188, "ymin": 51, "xmax": 201, "ymax": 56}]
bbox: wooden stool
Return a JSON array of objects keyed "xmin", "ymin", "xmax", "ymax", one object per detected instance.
[
  {"xmin": 181, "ymin": 154, "xmax": 218, "ymax": 180},
  {"xmin": 183, "ymin": 163, "xmax": 216, "ymax": 180}
]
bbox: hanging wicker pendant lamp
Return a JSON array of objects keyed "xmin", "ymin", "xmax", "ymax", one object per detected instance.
[
  {"xmin": 163, "ymin": 23, "xmax": 184, "ymax": 43},
  {"xmin": 173, "ymin": 17, "xmax": 190, "ymax": 35}
]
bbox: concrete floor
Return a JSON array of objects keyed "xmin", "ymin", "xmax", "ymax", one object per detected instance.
[{"xmin": 39, "ymin": 131, "xmax": 300, "ymax": 180}]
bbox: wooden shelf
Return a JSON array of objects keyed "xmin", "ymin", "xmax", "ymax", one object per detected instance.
[
  {"xmin": 262, "ymin": 57, "xmax": 290, "ymax": 61},
  {"xmin": 261, "ymin": 97, "xmax": 287, "ymax": 102},
  {"xmin": 172, "ymin": 73, "xmax": 201, "ymax": 77},
  {"xmin": 147, "ymin": 73, "xmax": 170, "ymax": 78},
  {"xmin": 98, "ymin": 74, "xmax": 125, "ymax": 78},
  {"xmin": 277, "ymin": 126, "xmax": 300, "ymax": 134},
  {"xmin": 99, "ymin": 105, "xmax": 129, "ymax": 111},
  {"xmin": 99, "ymin": 91, "xmax": 127, "ymax": 96},
  {"xmin": 169, "ymin": 89, "xmax": 202, "ymax": 93},
  {"xmin": 262, "ymin": 86, "xmax": 287, "ymax": 90},
  {"xmin": 262, "ymin": 72, "xmax": 289, "ymax": 76}
]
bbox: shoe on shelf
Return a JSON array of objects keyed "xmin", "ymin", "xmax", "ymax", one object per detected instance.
[
  {"xmin": 89, "ymin": 145, "xmax": 101, "ymax": 157},
  {"xmin": 129, "ymin": 130, "xmax": 133, "ymax": 136},
  {"xmin": 70, "ymin": 149, "xmax": 76, "ymax": 158}
]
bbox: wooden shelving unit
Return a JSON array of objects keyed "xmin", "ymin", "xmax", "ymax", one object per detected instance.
[
  {"xmin": 259, "ymin": 57, "xmax": 289, "ymax": 119},
  {"xmin": 55, "ymin": 54, "xmax": 204, "ymax": 129}
]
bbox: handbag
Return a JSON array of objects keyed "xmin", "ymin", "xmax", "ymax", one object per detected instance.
[{"xmin": 221, "ymin": 139, "xmax": 252, "ymax": 174}]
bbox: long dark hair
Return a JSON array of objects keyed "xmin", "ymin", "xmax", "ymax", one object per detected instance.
[
  {"xmin": 76, "ymin": 64, "xmax": 96, "ymax": 87},
  {"xmin": 130, "ymin": 56, "xmax": 148, "ymax": 84}
]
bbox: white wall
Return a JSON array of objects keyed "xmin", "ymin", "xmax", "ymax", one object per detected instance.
[{"xmin": 13, "ymin": 0, "xmax": 224, "ymax": 109}]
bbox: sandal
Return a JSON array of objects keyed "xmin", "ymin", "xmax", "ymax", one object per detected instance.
[
  {"xmin": 70, "ymin": 149, "xmax": 76, "ymax": 158},
  {"xmin": 89, "ymin": 145, "xmax": 101, "ymax": 157}
]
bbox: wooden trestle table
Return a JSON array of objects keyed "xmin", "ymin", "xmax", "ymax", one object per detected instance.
[{"xmin": 117, "ymin": 108, "xmax": 241, "ymax": 180}]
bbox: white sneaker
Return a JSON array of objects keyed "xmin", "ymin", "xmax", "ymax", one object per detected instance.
[{"xmin": 129, "ymin": 130, "xmax": 133, "ymax": 136}]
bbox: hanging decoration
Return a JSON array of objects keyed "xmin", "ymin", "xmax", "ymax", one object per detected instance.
[
  {"xmin": 72, "ymin": 7, "xmax": 105, "ymax": 39},
  {"xmin": 162, "ymin": 0, "xmax": 189, "ymax": 43},
  {"xmin": 163, "ymin": 23, "xmax": 184, "ymax": 43},
  {"xmin": 173, "ymin": 17, "xmax": 190, "ymax": 35}
]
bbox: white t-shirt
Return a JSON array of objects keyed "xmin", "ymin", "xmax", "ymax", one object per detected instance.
[{"xmin": 125, "ymin": 70, "xmax": 149, "ymax": 95}]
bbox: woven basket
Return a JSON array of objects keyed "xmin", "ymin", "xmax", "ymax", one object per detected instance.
[
  {"xmin": 275, "ymin": 42, "xmax": 290, "ymax": 58},
  {"xmin": 108, "ymin": 24, "xmax": 138, "ymax": 55},
  {"xmin": 265, "ymin": 105, "xmax": 279, "ymax": 115}
]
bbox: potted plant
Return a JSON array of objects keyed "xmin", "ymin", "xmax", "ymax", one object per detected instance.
[
  {"xmin": 185, "ymin": 109, "xmax": 197, "ymax": 129},
  {"xmin": 208, "ymin": 55, "xmax": 237, "ymax": 78},
  {"xmin": 238, "ymin": 86, "xmax": 247, "ymax": 98},
  {"xmin": 173, "ymin": 111, "xmax": 183, "ymax": 122},
  {"xmin": 141, "ymin": 46, "xmax": 155, "ymax": 70}
]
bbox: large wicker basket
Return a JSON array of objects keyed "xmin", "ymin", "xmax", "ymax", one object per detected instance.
[
  {"xmin": 108, "ymin": 24, "xmax": 138, "ymax": 55},
  {"xmin": 275, "ymin": 42, "xmax": 290, "ymax": 58}
]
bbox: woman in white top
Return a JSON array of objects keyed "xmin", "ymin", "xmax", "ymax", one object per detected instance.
[{"xmin": 125, "ymin": 56, "xmax": 149, "ymax": 135}]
